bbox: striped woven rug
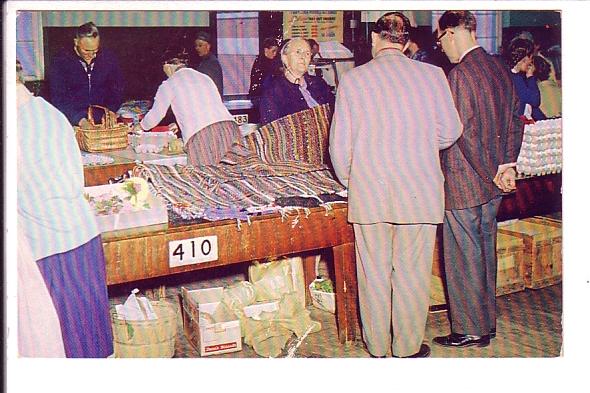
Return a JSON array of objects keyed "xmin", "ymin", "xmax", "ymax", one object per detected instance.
[
  {"xmin": 134, "ymin": 144, "xmax": 345, "ymax": 221},
  {"xmin": 244, "ymin": 104, "xmax": 332, "ymax": 166}
]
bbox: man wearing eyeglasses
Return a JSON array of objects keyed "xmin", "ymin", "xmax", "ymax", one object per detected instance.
[
  {"xmin": 329, "ymin": 12, "xmax": 462, "ymax": 358},
  {"xmin": 433, "ymin": 11, "xmax": 524, "ymax": 349},
  {"xmin": 47, "ymin": 22, "xmax": 124, "ymax": 127}
]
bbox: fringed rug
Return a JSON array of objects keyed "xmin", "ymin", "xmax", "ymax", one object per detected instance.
[{"xmin": 133, "ymin": 144, "xmax": 345, "ymax": 223}]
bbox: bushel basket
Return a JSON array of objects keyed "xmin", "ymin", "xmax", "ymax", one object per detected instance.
[
  {"xmin": 75, "ymin": 105, "xmax": 129, "ymax": 152},
  {"xmin": 111, "ymin": 300, "xmax": 178, "ymax": 358}
]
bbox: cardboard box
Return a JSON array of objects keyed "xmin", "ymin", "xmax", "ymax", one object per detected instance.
[
  {"xmin": 84, "ymin": 182, "xmax": 168, "ymax": 233},
  {"xmin": 309, "ymin": 280, "xmax": 335, "ymax": 314},
  {"xmin": 498, "ymin": 217, "xmax": 562, "ymax": 289},
  {"xmin": 179, "ymin": 287, "xmax": 242, "ymax": 357}
]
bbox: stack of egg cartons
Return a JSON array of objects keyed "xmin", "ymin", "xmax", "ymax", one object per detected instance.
[{"xmin": 516, "ymin": 118, "xmax": 562, "ymax": 176}]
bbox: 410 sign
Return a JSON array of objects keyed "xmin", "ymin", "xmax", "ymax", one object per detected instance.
[{"xmin": 168, "ymin": 235, "xmax": 218, "ymax": 267}]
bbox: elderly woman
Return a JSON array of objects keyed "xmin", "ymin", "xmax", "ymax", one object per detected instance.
[
  {"xmin": 134, "ymin": 53, "xmax": 240, "ymax": 166},
  {"xmin": 505, "ymin": 38, "xmax": 546, "ymax": 120},
  {"xmin": 259, "ymin": 37, "xmax": 334, "ymax": 125}
]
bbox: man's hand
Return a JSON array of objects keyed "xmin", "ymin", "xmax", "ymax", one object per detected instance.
[
  {"xmin": 494, "ymin": 164, "xmax": 517, "ymax": 192},
  {"xmin": 78, "ymin": 118, "xmax": 91, "ymax": 129}
]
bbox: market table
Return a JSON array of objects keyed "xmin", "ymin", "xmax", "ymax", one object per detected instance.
[
  {"xmin": 83, "ymin": 147, "xmax": 187, "ymax": 186},
  {"xmin": 101, "ymin": 203, "xmax": 360, "ymax": 343}
]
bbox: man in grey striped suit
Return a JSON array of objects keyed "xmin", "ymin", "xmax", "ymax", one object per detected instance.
[
  {"xmin": 329, "ymin": 12, "xmax": 462, "ymax": 358},
  {"xmin": 433, "ymin": 11, "xmax": 524, "ymax": 348}
]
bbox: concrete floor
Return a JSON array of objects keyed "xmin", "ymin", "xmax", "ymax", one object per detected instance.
[{"xmin": 108, "ymin": 263, "xmax": 562, "ymax": 359}]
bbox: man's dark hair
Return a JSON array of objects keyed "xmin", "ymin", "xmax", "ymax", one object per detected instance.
[
  {"xmin": 262, "ymin": 37, "xmax": 278, "ymax": 49},
  {"xmin": 195, "ymin": 31, "xmax": 212, "ymax": 44},
  {"xmin": 506, "ymin": 38, "xmax": 534, "ymax": 69},
  {"xmin": 533, "ymin": 55, "xmax": 551, "ymax": 81},
  {"xmin": 76, "ymin": 22, "xmax": 99, "ymax": 39},
  {"xmin": 372, "ymin": 12, "xmax": 411, "ymax": 45},
  {"xmin": 438, "ymin": 11, "xmax": 477, "ymax": 32}
]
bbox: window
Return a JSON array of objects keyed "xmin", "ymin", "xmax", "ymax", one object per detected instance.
[
  {"xmin": 432, "ymin": 11, "xmax": 502, "ymax": 54},
  {"xmin": 216, "ymin": 12, "xmax": 259, "ymax": 96},
  {"xmin": 16, "ymin": 11, "xmax": 44, "ymax": 80}
]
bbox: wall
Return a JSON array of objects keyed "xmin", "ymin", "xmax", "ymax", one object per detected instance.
[{"xmin": 42, "ymin": 11, "xmax": 209, "ymax": 27}]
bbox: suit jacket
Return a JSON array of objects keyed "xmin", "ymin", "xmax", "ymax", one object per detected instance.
[
  {"xmin": 329, "ymin": 49, "xmax": 462, "ymax": 224},
  {"xmin": 441, "ymin": 47, "xmax": 524, "ymax": 210},
  {"xmin": 47, "ymin": 48, "xmax": 124, "ymax": 125}
]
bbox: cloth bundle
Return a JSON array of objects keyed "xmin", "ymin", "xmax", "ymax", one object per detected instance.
[{"xmin": 241, "ymin": 292, "xmax": 321, "ymax": 358}]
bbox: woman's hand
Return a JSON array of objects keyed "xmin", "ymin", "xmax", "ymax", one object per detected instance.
[{"xmin": 526, "ymin": 62, "xmax": 535, "ymax": 78}]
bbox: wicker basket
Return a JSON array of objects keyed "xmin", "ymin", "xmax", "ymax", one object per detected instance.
[
  {"xmin": 111, "ymin": 300, "xmax": 178, "ymax": 358},
  {"xmin": 75, "ymin": 105, "xmax": 129, "ymax": 152}
]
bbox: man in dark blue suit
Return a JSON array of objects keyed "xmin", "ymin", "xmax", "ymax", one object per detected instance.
[{"xmin": 47, "ymin": 22, "xmax": 124, "ymax": 126}]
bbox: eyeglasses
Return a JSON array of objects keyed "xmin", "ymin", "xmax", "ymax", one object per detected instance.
[{"xmin": 436, "ymin": 29, "xmax": 454, "ymax": 48}]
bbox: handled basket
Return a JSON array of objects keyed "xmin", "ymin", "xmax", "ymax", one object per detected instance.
[{"xmin": 75, "ymin": 105, "xmax": 129, "ymax": 152}]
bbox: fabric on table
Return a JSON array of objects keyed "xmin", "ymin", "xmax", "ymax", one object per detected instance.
[
  {"xmin": 133, "ymin": 143, "xmax": 344, "ymax": 222},
  {"xmin": 244, "ymin": 104, "xmax": 332, "ymax": 166},
  {"xmin": 185, "ymin": 120, "xmax": 241, "ymax": 166},
  {"xmin": 36, "ymin": 235, "xmax": 114, "ymax": 358}
]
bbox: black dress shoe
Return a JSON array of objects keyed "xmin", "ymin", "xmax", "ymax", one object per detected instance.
[
  {"xmin": 490, "ymin": 328, "xmax": 496, "ymax": 339},
  {"xmin": 393, "ymin": 344, "xmax": 431, "ymax": 358},
  {"xmin": 432, "ymin": 333, "xmax": 490, "ymax": 348}
]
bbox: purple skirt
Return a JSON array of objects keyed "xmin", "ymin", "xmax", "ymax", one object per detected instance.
[{"xmin": 36, "ymin": 235, "xmax": 113, "ymax": 358}]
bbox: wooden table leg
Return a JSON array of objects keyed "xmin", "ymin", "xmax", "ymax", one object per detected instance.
[
  {"xmin": 332, "ymin": 241, "xmax": 359, "ymax": 343},
  {"xmin": 302, "ymin": 254, "xmax": 317, "ymax": 306}
]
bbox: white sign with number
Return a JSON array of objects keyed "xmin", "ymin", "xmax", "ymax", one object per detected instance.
[
  {"xmin": 168, "ymin": 235, "xmax": 218, "ymax": 268},
  {"xmin": 233, "ymin": 114, "xmax": 248, "ymax": 125}
]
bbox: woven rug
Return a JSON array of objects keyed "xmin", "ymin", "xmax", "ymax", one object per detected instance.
[
  {"xmin": 244, "ymin": 104, "xmax": 331, "ymax": 166},
  {"xmin": 133, "ymin": 144, "xmax": 345, "ymax": 222}
]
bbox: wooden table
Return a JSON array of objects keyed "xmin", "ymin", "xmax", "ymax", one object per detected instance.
[
  {"xmin": 101, "ymin": 203, "xmax": 360, "ymax": 343},
  {"xmin": 83, "ymin": 147, "xmax": 187, "ymax": 186}
]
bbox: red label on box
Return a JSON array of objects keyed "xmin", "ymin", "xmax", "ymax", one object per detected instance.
[{"xmin": 204, "ymin": 342, "xmax": 238, "ymax": 352}]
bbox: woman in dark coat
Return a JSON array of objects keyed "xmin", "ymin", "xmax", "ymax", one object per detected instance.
[
  {"xmin": 259, "ymin": 38, "xmax": 334, "ymax": 125},
  {"xmin": 248, "ymin": 37, "xmax": 280, "ymax": 106}
]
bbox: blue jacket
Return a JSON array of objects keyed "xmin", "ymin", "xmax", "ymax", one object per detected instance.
[
  {"xmin": 47, "ymin": 48, "xmax": 124, "ymax": 125},
  {"xmin": 259, "ymin": 73, "xmax": 334, "ymax": 125},
  {"xmin": 511, "ymin": 72, "xmax": 546, "ymax": 121}
]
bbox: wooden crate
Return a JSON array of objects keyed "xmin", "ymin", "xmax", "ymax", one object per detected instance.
[
  {"xmin": 430, "ymin": 231, "xmax": 526, "ymax": 302},
  {"xmin": 496, "ymin": 232, "xmax": 526, "ymax": 295},
  {"xmin": 498, "ymin": 217, "xmax": 562, "ymax": 289}
]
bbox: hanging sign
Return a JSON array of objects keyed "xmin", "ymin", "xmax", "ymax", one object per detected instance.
[{"xmin": 283, "ymin": 11, "xmax": 343, "ymax": 42}]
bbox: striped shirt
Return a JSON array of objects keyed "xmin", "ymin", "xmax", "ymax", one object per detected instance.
[
  {"xmin": 18, "ymin": 94, "xmax": 99, "ymax": 261},
  {"xmin": 140, "ymin": 67, "xmax": 234, "ymax": 145}
]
